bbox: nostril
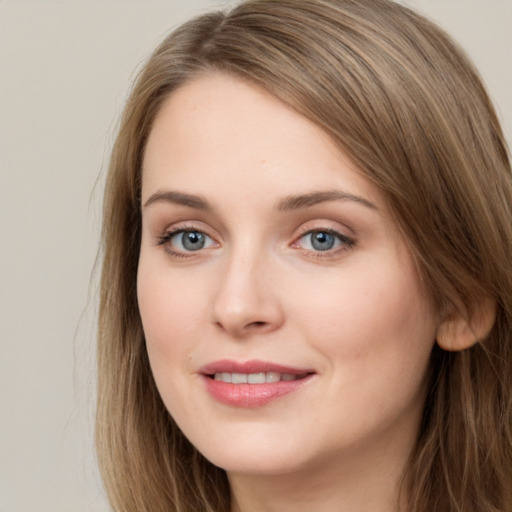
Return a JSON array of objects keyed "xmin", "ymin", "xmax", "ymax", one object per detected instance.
[
  {"xmin": 245, "ymin": 321, "xmax": 271, "ymax": 332},
  {"xmin": 249, "ymin": 321, "xmax": 266, "ymax": 327}
]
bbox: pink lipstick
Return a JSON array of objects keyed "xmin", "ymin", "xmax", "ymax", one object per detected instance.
[{"xmin": 200, "ymin": 359, "xmax": 315, "ymax": 408}]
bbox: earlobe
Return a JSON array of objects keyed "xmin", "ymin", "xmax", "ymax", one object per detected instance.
[{"xmin": 436, "ymin": 295, "xmax": 497, "ymax": 351}]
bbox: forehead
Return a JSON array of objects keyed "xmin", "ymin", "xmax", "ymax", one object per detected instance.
[{"xmin": 141, "ymin": 73, "xmax": 382, "ymax": 210}]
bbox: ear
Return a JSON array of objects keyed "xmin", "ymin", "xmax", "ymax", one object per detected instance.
[{"xmin": 436, "ymin": 295, "xmax": 497, "ymax": 351}]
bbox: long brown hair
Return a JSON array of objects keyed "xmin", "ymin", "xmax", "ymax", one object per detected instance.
[{"xmin": 96, "ymin": 1, "xmax": 512, "ymax": 510}]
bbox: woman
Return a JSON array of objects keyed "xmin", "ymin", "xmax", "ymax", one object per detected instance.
[{"xmin": 96, "ymin": 0, "xmax": 512, "ymax": 510}]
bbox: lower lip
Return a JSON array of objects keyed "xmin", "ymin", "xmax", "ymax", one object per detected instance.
[{"xmin": 202, "ymin": 375, "xmax": 313, "ymax": 408}]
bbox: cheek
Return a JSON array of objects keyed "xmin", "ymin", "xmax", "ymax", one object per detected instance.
[
  {"xmin": 137, "ymin": 262, "xmax": 203, "ymax": 417},
  {"xmin": 298, "ymin": 265, "xmax": 437, "ymax": 445},
  {"xmin": 299, "ymin": 255, "xmax": 437, "ymax": 379},
  {"xmin": 137, "ymin": 252, "xmax": 205, "ymax": 341},
  {"xmin": 137, "ymin": 258, "xmax": 199, "ymax": 380}
]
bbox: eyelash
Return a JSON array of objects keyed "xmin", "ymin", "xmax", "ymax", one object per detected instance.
[
  {"xmin": 155, "ymin": 226, "xmax": 356, "ymax": 260},
  {"xmin": 292, "ymin": 227, "xmax": 356, "ymax": 260},
  {"xmin": 155, "ymin": 226, "xmax": 215, "ymax": 259}
]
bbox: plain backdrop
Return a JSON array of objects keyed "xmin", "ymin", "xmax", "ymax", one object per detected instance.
[{"xmin": 0, "ymin": 1, "xmax": 510, "ymax": 511}]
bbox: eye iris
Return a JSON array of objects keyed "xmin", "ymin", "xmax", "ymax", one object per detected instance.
[
  {"xmin": 182, "ymin": 232, "xmax": 205, "ymax": 251},
  {"xmin": 311, "ymin": 231, "xmax": 335, "ymax": 251}
]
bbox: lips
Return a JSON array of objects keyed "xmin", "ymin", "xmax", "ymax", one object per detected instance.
[
  {"xmin": 213, "ymin": 371, "xmax": 306, "ymax": 383},
  {"xmin": 199, "ymin": 359, "xmax": 315, "ymax": 408}
]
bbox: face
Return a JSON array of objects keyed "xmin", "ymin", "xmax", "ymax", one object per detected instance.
[{"xmin": 138, "ymin": 73, "xmax": 440, "ymax": 478}]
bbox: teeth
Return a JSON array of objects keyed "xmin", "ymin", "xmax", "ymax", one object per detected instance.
[
  {"xmin": 266, "ymin": 372, "xmax": 280, "ymax": 383},
  {"xmin": 247, "ymin": 372, "xmax": 266, "ymax": 384},
  {"xmin": 231, "ymin": 373, "xmax": 247, "ymax": 384},
  {"xmin": 213, "ymin": 372, "xmax": 301, "ymax": 384}
]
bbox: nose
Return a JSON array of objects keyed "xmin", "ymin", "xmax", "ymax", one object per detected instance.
[{"xmin": 211, "ymin": 247, "xmax": 284, "ymax": 338}]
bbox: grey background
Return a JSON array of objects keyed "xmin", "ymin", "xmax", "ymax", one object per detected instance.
[{"xmin": 1, "ymin": 1, "xmax": 510, "ymax": 511}]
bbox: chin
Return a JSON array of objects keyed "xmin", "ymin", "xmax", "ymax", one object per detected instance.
[
  {"xmin": 208, "ymin": 450, "xmax": 310, "ymax": 476},
  {"xmin": 200, "ymin": 435, "xmax": 331, "ymax": 478}
]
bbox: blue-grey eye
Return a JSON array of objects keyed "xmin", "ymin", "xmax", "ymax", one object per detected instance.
[
  {"xmin": 298, "ymin": 230, "xmax": 350, "ymax": 252},
  {"xmin": 171, "ymin": 231, "xmax": 214, "ymax": 251},
  {"xmin": 310, "ymin": 231, "xmax": 336, "ymax": 251}
]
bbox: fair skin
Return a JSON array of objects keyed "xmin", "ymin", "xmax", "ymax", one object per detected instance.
[{"xmin": 137, "ymin": 73, "xmax": 445, "ymax": 512}]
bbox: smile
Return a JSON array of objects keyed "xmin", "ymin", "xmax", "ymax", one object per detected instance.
[
  {"xmin": 200, "ymin": 360, "xmax": 315, "ymax": 407},
  {"xmin": 212, "ymin": 372, "xmax": 307, "ymax": 384}
]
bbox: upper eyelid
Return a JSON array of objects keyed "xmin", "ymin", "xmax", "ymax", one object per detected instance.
[
  {"xmin": 293, "ymin": 221, "xmax": 355, "ymax": 239},
  {"xmin": 159, "ymin": 221, "xmax": 217, "ymax": 238},
  {"xmin": 154, "ymin": 224, "xmax": 208, "ymax": 245},
  {"xmin": 294, "ymin": 228, "xmax": 354, "ymax": 245},
  {"xmin": 154, "ymin": 220, "xmax": 355, "ymax": 245},
  {"xmin": 159, "ymin": 226, "xmax": 215, "ymax": 242}
]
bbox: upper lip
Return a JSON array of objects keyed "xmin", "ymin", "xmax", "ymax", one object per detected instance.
[{"xmin": 199, "ymin": 359, "xmax": 314, "ymax": 375}]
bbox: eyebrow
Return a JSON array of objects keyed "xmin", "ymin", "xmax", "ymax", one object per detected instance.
[
  {"xmin": 142, "ymin": 189, "xmax": 377, "ymax": 211},
  {"xmin": 143, "ymin": 190, "xmax": 211, "ymax": 210},
  {"xmin": 276, "ymin": 190, "xmax": 377, "ymax": 211}
]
